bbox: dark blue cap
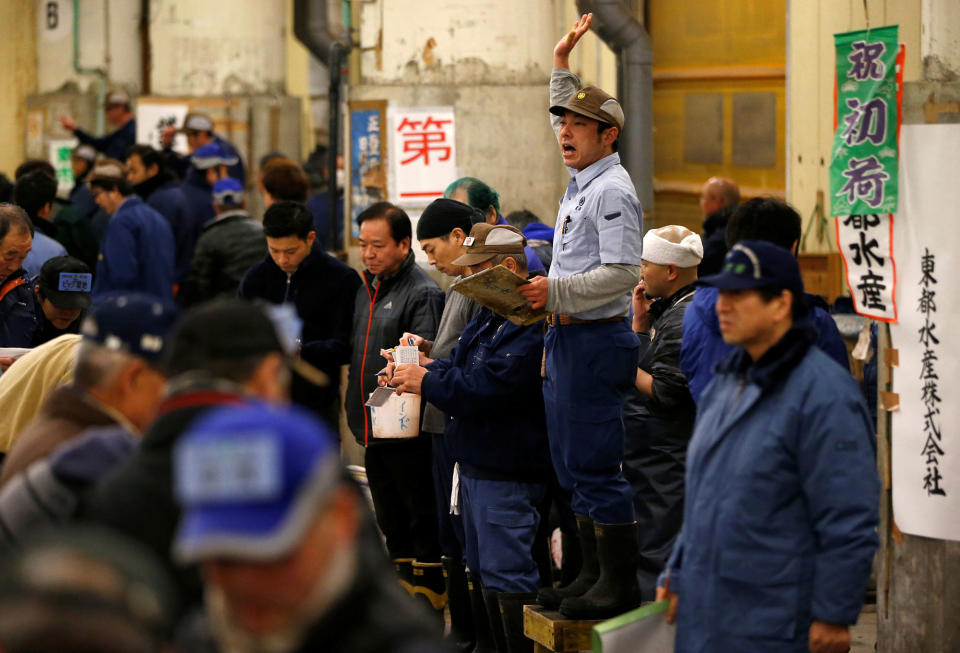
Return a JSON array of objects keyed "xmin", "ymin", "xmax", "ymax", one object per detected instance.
[
  {"xmin": 191, "ymin": 143, "xmax": 239, "ymax": 170},
  {"xmin": 173, "ymin": 403, "xmax": 341, "ymax": 562},
  {"xmin": 81, "ymin": 293, "xmax": 180, "ymax": 362},
  {"xmin": 211, "ymin": 177, "xmax": 244, "ymax": 206},
  {"xmin": 697, "ymin": 240, "xmax": 804, "ymax": 296}
]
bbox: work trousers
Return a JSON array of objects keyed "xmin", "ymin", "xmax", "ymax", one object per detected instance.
[
  {"xmin": 543, "ymin": 320, "xmax": 638, "ymax": 524},
  {"xmin": 430, "ymin": 432, "xmax": 466, "ymax": 558},
  {"xmin": 364, "ymin": 436, "xmax": 441, "ymax": 562},
  {"xmin": 460, "ymin": 473, "xmax": 546, "ymax": 593}
]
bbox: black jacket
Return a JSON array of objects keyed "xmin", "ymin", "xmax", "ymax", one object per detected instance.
[
  {"xmin": 346, "ymin": 253, "xmax": 444, "ymax": 446},
  {"xmin": 239, "ymin": 243, "xmax": 361, "ymax": 425},
  {"xmin": 622, "ymin": 284, "xmax": 697, "ymax": 586},
  {"xmin": 180, "ymin": 210, "xmax": 266, "ymax": 306},
  {"xmin": 80, "ymin": 385, "xmax": 248, "ymax": 605}
]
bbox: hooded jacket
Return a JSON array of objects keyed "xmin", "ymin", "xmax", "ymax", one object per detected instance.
[
  {"xmin": 680, "ymin": 286, "xmax": 850, "ymax": 404},
  {"xmin": 346, "ymin": 252, "xmax": 444, "ymax": 446},
  {"xmin": 664, "ymin": 324, "xmax": 879, "ymax": 653}
]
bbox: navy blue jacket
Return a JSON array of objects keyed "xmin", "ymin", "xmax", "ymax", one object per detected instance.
[
  {"xmin": 307, "ymin": 191, "xmax": 345, "ymax": 251},
  {"xmin": 74, "ymin": 120, "xmax": 136, "ymax": 161},
  {"xmin": 164, "ymin": 134, "xmax": 246, "ymax": 184},
  {"xmin": 68, "ymin": 179, "xmax": 98, "ymax": 221},
  {"xmin": 92, "ymin": 196, "xmax": 176, "ymax": 301},
  {"xmin": 422, "ymin": 308, "xmax": 551, "ymax": 480},
  {"xmin": 136, "ymin": 173, "xmax": 194, "ymax": 282},
  {"xmin": 239, "ymin": 242, "xmax": 361, "ymax": 425},
  {"xmin": 680, "ymin": 286, "xmax": 850, "ymax": 403},
  {"xmin": 179, "ymin": 168, "xmax": 216, "ymax": 240},
  {"xmin": 665, "ymin": 324, "xmax": 878, "ymax": 652},
  {"xmin": 0, "ymin": 269, "xmax": 39, "ymax": 348}
]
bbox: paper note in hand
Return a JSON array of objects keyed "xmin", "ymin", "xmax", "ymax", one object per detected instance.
[
  {"xmin": 394, "ymin": 346, "xmax": 420, "ymax": 366},
  {"xmin": 450, "ymin": 265, "xmax": 549, "ymax": 326}
]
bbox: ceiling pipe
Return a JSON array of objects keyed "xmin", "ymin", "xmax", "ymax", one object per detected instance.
[
  {"xmin": 576, "ymin": 0, "xmax": 654, "ymax": 215},
  {"xmin": 293, "ymin": 0, "xmax": 352, "ymax": 251}
]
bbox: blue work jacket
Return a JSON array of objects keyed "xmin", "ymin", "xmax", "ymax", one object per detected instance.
[
  {"xmin": 680, "ymin": 286, "xmax": 851, "ymax": 403},
  {"xmin": 665, "ymin": 324, "xmax": 879, "ymax": 653},
  {"xmin": 422, "ymin": 308, "xmax": 551, "ymax": 480},
  {"xmin": 93, "ymin": 196, "xmax": 176, "ymax": 301}
]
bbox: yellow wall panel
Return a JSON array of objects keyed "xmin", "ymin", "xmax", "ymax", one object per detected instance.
[
  {"xmin": 650, "ymin": 0, "xmax": 786, "ymax": 68},
  {"xmin": 0, "ymin": 2, "xmax": 37, "ymax": 176}
]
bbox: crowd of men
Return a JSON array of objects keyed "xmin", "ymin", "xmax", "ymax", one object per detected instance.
[{"xmin": 0, "ymin": 12, "xmax": 879, "ymax": 653}]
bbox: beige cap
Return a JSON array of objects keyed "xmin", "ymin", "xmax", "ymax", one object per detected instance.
[
  {"xmin": 451, "ymin": 223, "xmax": 526, "ymax": 266},
  {"xmin": 549, "ymin": 85, "xmax": 625, "ymax": 132}
]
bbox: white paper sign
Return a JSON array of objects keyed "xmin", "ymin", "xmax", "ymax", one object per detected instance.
[
  {"xmin": 38, "ymin": 0, "xmax": 71, "ymax": 43},
  {"xmin": 890, "ymin": 124, "xmax": 960, "ymax": 542},
  {"xmin": 136, "ymin": 103, "xmax": 190, "ymax": 154},
  {"xmin": 835, "ymin": 213, "xmax": 897, "ymax": 322},
  {"xmin": 388, "ymin": 106, "xmax": 456, "ymax": 207}
]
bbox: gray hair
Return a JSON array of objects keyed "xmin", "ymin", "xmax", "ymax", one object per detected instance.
[{"xmin": 73, "ymin": 341, "xmax": 137, "ymax": 390}]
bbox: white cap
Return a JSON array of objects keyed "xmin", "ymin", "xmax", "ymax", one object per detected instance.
[{"xmin": 642, "ymin": 229, "xmax": 703, "ymax": 268}]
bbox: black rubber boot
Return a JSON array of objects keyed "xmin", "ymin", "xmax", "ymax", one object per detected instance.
[
  {"xmin": 559, "ymin": 527, "xmax": 583, "ymax": 587},
  {"xmin": 498, "ymin": 592, "xmax": 537, "ymax": 653},
  {"xmin": 482, "ymin": 589, "xmax": 508, "ymax": 653},
  {"xmin": 558, "ymin": 522, "xmax": 642, "ymax": 619},
  {"xmin": 467, "ymin": 571, "xmax": 496, "ymax": 653},
  {"xmin": 536, "ymin": 514, "xmax": 597, "ymax": 609},
  {"xmin": 394, "ymin": 557, "xmax": 415, "ymax": 596},
  {"xmin": 443, "ymin": 556, "xmax": 476, "ymax": 651},
  {"xmin": 413, "ymin": 560, "xmax": 447, "ymax": 628}
]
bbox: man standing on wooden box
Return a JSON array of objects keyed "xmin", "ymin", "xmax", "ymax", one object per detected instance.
[{"xmin": 518, "ymin": 13, "xmax": 644, "ymax": 619}]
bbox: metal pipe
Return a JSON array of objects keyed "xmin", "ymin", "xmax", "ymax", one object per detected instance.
[
  {"xmin": 576, "ymin": 0, "xmax": 654, "ymax": 214},
  {"xmin": 73, "ymin": 0, "xmax": 108, "ymax": 135},
  {"xmin": 293, "ymin": 0, "xmax": 352, "ymax": 251},
  {"xmin": 328, "ymin": 42, "xmax": 344, "ymax": 251}
]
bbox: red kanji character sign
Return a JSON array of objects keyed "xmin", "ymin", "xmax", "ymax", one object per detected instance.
[{"xmin": 389, "ymin": 106, "xmax": 457, "ymax": 206}]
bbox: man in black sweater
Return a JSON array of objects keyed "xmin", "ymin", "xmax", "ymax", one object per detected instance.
[{"xmin": 239, "ymin": 201, "xmax": 360, "ymax": 427}]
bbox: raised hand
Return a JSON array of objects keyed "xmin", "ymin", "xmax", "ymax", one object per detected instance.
[{"xmin": 554, "ymin": 13, "xmax": 593, "ymax": 69}]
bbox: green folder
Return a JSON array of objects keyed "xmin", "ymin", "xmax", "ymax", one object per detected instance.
[{"xmin": 592, "ymin": 599, "xmax": 675, "ymax": 653}]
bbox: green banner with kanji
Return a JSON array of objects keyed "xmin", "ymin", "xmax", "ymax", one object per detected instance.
[{"xmin": 830, "ymin": 25, "xmax": 899, "ymax": 216}]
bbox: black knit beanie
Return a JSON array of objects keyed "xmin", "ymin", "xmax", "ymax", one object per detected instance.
[{"xmin": 416, "ymin": 198, "xmax": 479, "ymax": 240}]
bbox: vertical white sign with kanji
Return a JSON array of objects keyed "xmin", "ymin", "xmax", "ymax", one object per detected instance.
[
  {"xmin": 890, "ymin": 123, "xmax": 960, "ymax": 542},
  {"xmin": 835, "ymin": 213, "xmax": 897, "ymax": 322},
  {"xmin": 388, "ymin": 106, "xmax": 456, "ymax": 208}
]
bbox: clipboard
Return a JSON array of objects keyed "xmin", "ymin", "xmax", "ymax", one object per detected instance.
[
  {"xmin": 449, "ymin": 265, "xmax": 548, "ymax": 326},
  {"xmin": 592, "ymin": 599, "xmax": 675, "ymax": 653}
]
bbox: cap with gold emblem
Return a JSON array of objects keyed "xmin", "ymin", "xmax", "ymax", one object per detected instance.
[{"xmin": 549, "ymin": 85, "xmax": 625, "ymax": 132}]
